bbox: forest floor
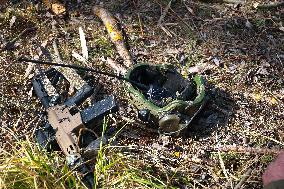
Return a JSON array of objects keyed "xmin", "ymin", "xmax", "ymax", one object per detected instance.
[{"xmin": 0, "ymin": 0, "xmax": 283, "ymax": 188}]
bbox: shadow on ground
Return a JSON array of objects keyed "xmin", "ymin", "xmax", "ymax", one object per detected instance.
[{"xmin": 187, "ymin": 84, "xmax": 235, "ymax": 139}]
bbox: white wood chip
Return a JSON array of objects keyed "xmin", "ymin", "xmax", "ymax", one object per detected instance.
[
  {"xmin": 79, "ymin": 26, "xmax": 88, "ymax": 60},
  {"xmin": 72, "ymin": 50, "xmax": 87, "ymax": 63}
]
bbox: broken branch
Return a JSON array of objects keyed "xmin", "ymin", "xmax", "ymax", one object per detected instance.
[
  {"xmin": 0, "ymin": 27, "xmax": 36, "ymax": 52},
  {"xmin": 234, "ymin": 168, "xmax": 253, "ymax": 189},
  {"xmin": 93, "ymin": 6, "xmax": 133, "ymax": 68},
  {"xmin": 158, "ymin": 0, "xmax": 172, "ymax": 26},
  {"xmin": 256, "ymin": 2, "xmax": 284, "ymax": 9},
  {"xmin": 206, "ymin": 145, "xmax": 280, "ymax": 154}
]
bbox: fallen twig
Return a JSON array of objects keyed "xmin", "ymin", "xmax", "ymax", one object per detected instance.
[
  {"xmin": 167, "ymin": 5, "xmax": 193, "ymax": 30},
  {"xmin": 0, "ymin": 27, "xmax": 36, "ymax": 52},
  {"xmin": 52, "ymin": 40, "xmax": 85, "ymax": 90},
  {"xmin": 256, "ymin": 2, "xmax": 284, "ymax": 9},
  {"xmin": 156, "ymin": 0, "xmax": 176, "ymax": 37},
  {"xmin": 183, "ymin": 1, "xmax": 195, "ymax": 15},
  {"xmin": 206, "ymin": 145, "xmax": 281, "ymax": 154},
  {"xmin": 234, "ymin": 168, "xmax": 253, "ymax": 189},
  {"xmin": 137, "ymin": 13, "xmax": 144, "ymax": 36},
  {"xmin": 24, "ymin": 40, "xmax": 48, "ymax": 78},
  {"xmin": 159, "ymin": 25, "xmax": 173, "ymax": 37},
  {"xmin": 72, "ymin": 51, "xmax": 87, "ymax": 63},
  {"xmin": 78, "ymin": 27, "xmax": 88, "ymax": 60},
  {"xmin": 93, "ymin": 6, "xmax": 133, "ymax": 68},
  {"xmin": 223, "ymin": 0, "xmax": 245, "ymax": 4},
  {"xmin": 218, "ymin": 148, "xmax": 233, "ymax": 188},
  {"xmin": 158, "ymin": 0, "xmax": 172, "ymax": 26},
  {"xmin": 106, "ymin": 57, "xmax": 127, "ymax": 75},
  {"xmin": 52, "ymin": 39, "xmax": 63, "ymax": 63}
]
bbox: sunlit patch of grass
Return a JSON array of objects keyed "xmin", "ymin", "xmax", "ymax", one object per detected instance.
[
  {"xmin": 93, "ymin": 120, "xmax": 170, "ymax": 189},
  {"xmin": 0, "ymin": 120, "xmax": 171, "ymax": 189},
  {"xmin": 94, "ymin": 148, "xmax": 171, "ymax": 189},
  {"xmin": 0, "ymin": 137, "xmax": 83, "ymax": 189}
]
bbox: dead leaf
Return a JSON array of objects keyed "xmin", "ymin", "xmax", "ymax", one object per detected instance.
[
  {"xmin": 252, "ymin": 92, "xmax": 262, "ymax": 102},
  {"xmin": 43, "ymin": 0, "xmax": 65, "ymax": 15},
  {"xmin": 51, "ymin": 3, "xmax": 65, "ymax": 15},
  {"xmin": 9, "ymin": 16, "xmax": 16, "ymax": 28}
]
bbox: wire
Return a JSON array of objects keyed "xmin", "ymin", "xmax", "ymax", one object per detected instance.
[{"xmin": 18, "ymin": 57, "xmax": 148, "ymax": 90}]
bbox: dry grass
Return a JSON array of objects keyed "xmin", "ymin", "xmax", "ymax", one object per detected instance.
[{"xmin": 0, "ymin": 137, "xmax": 81, "ymax": 189}]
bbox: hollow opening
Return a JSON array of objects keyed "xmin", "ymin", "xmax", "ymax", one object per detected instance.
[{"xmin": 129, "ymin": 65, "xmax": 197, "ymax": 107}]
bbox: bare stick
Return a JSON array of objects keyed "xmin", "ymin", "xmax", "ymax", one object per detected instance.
[
  {"xmin": 223, "ymin": 0, "xmax": 245, "ymax": 4},
  {"xmin": 93, "ymin": 6, "xmax": 133, "ymax": 68},
  {"xmin": 52, "ymin": 40, "xmax": 63, "ymax": 62},
  {"xmin": 206, "ymin": 145, "xmax": 280, "ymax": 154},
  {"xmin": 158, "ymin": 0, "xmax": 172, "ymax": 26},
  {"xmin": 106, "ymin": 57, "xmax": 127, "ymax": 75},
  {"xmin": 257, "ymin": 2, "xmax": 284, "ymax": 9},
  {"xmin": 78, "ymin": 27, "xmax": 88, "ymax": 60},
  {"xmin": 0, "ymin": 27, "xmax": 36, "ymax": 52},
  {"xmin": 234, "ymin": 168, "xmax": 252, "ymax": 189},
  {"xmin": 156, "ymin": 0, "xmax": 174, "ymax": 37}
]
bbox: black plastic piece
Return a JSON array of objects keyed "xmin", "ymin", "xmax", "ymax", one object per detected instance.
[
  {"xmin": 78, "ymin": 130, "xmax": 98, "ymax": 148},
  {"xmin": 32, "ymin": 78, "xmax": 51, "ymax": 109},
  {"xmin": 34, "ymin": 122, "xmax": 60, "ymax": 151},
  {"xmin": 81, "ymin": 96, "xmax": 118, "ymax": 125},
  {"xmin": 32, "ymin": 69, "xmax": 118, "ymax": 189},
  {"xmin": 51, "ymin": 71, "xmax": 61, "ymax": 86},
  {"xmin": 72, "ymin": 159, "xmax": 94, "ymax": 189},
  {"xmin": 82, "ymin": 172, "xmax": 94, "ymax": 189},
  {"xmin": 64, "ymin": 84, "xmax": 94, "ymax": 107}
]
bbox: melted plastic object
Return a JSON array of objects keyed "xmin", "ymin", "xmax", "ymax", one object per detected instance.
[
  {"xmin": 146, "ymin": 84, "xmax": 172, "ymax": 107},
  {"xmin": 125, "ymin": 63, "xmax": 206, "ymax": 135}
]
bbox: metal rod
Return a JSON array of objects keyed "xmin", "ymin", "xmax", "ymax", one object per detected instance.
[{"xmin": 18, "ymin": 57, "xmax": 148, "ymax": 90}]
